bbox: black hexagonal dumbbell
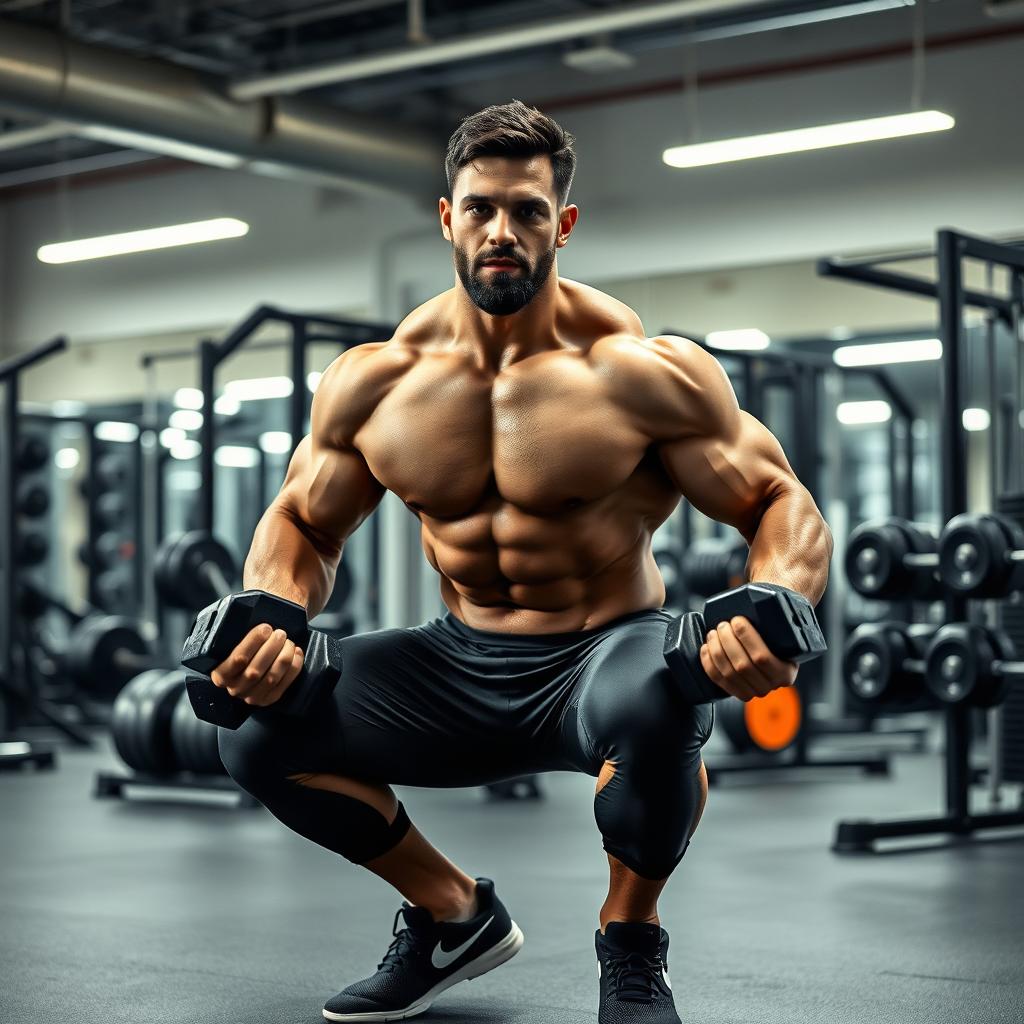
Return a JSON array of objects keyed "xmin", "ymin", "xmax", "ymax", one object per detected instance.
[
  {"xmin": 844, "ymin": 518, "xmax": 943, "ymax": 602},
  {"xmin": 923, "ymin": 622, "xmax": 1024, "ymax": 708},
  {"xmin": 663, "ymin": 582, "xmax": 827, "ymax": 703},
  {"xmin": 842, "ymin": 621, "xmax": 937, "ymax": 705},
  {"xmin": 937, "ymin": 512, "xmax": 1024, "ymax": 599},
  {"xmin": 181, "ymin": 589, "xmax": 343, "ymax": 730}
]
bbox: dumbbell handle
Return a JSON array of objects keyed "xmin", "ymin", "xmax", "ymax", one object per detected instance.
[
  {"xmin": 981, "ymin": 660, "xmax": 1024, "ymax": 678},
  {"xmin": 902, "ymin": 553, "xmax": 939, "ymax": 568},
  {"xmin": 111, "ymin": 648, "xmax": 160, "ymax": 674},
  {"xmin": 200, "ymin": 560, "xmax": 233, "ymax": 601}
]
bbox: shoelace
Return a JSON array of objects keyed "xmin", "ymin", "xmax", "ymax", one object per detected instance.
[
  {"xmin": 377, "ymin": 910, "xmax": 429, "ymax": 973},
  {"xmin": 605, "ymin": 949, "xmax": 666, "ymax": 1002}
]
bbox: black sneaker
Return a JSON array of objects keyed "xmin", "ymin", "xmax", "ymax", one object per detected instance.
[
  {"xmin": 323, "ymin": 877, "xmax": 523, "ymax": 1022},
  {"xmin": 596, "ymin": 922, "xmax": 680, "ymax": 1024}
]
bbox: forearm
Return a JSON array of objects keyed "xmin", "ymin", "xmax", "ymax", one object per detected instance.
[
  {"xmin": 743, "ymin": 484, "xmax": 833, "ymax": 605},
  {"xmin": 242, "ymin": 500, "xmax": 341, "ymax": 616}
]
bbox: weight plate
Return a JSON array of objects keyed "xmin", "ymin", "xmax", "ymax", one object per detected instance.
[
  {"xmin": 16, "ymin": 435, "xmax": 48, "ymax": 472},
  {"xmin": 170, "ymin": 690, "xmax": 225, "ymax": 775},
  {"xmin": 154, "ymin": 531, "xmax": 236, "ymax": 610},
  {"xmin": 135, "ymin": 670, "xmax": 186, "ymax": 775},
  {"xmin": 67, "ymin": 615, "xmax": 151, "ymax": 698},
  {"xmin": 744, "ymin": 687, "xmax": 802, "ymax": 752},
  {"xmin": 95, "ymin": 492, "xmax": 126, "ymax": 530},
  {"xmin": 112, "ymin": 670, "xmax": 166, "ymax": 772}
]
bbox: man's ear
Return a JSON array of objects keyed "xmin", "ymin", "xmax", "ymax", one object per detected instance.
[
  {"xmin": 439, "ymin": 197, "xmax": 453, "ymax": 242},
  {"xmin": 556, "ymin": 205, "xmax": 579, "ymax": 248}
]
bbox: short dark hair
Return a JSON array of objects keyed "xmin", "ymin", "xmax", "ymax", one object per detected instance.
[{"xmin": 445, "ymin": 100, "xmax": 576, "ymax": 207}]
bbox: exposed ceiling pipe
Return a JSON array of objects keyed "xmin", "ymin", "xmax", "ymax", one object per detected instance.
[
  {"xmin": 0, "ymin": 120, "xmax": 70, "ymax": 152},
  {"xmin": 230, "ymin": 0, "xmax": 912, "ymax": 99},
  {"xmin": 0, "ymin": 17, "xmax": 443, "ymax": 198}
]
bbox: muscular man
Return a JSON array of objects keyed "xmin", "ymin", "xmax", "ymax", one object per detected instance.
[{"xmin": 215, "ymin": 100, "xmax": 832, "ymax": 1024}]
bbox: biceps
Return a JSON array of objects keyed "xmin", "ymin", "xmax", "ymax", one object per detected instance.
[
  {"xmin": 659, "ymin": 412, "xmax": 795, "ymax": 539},
  {"xmin": 276, "ymin": 435, "xmax": 385, "ymax": 553}
]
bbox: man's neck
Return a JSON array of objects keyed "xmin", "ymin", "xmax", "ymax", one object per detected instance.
[{"xmin": 449, "ymin": 273, "xmax": 566, "ymax": 371}]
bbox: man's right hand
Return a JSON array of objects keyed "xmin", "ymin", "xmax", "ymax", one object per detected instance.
[{"xmin": 210, "ymin": 623, "xmax": 306, "ymax": 707}]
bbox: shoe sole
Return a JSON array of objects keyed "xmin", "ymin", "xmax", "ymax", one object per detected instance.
[{"xmin": 322, "ymin": 920, "xmax": 525, "ymax": 1022}]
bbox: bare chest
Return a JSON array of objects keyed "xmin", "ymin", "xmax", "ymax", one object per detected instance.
[{"xmin": 355, "ymin": 356, "xmax": 653, "ymax": 516}]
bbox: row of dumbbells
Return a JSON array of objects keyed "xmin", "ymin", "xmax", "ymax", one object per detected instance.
[
  {"xmin": 846, "ymin": 512, "xmax": 1024, "ymax": 602},
  {"xmin": 844, "ymin": 619, "xmax": 1023, "ymax": 710}
]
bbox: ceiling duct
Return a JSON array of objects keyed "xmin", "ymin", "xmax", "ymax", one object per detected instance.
[{"xmin": 0, "ymin": 18, "xmax": 442, "ymax": 198}]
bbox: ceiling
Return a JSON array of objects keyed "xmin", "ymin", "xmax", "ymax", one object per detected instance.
[{"xmin": 0, "ymin": 0, "xmax": 1020, "ymax": 194}]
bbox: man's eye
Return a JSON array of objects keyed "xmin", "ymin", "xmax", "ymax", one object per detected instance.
[
  {"xmin": 520, "ymin": 207, "xmax": 540, "ymax": 218},
  {"xmin": 467, "ymin": 205, "xmax": 489, "ymax": 215}
]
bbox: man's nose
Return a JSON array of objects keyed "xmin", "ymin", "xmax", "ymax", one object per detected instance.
[{"xmin": 487, "ymin": 211, "xmax": 517, "ymax": 248}]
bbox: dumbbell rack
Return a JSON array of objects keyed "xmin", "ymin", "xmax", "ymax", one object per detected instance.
[
  {"xmin": 823, "ymin": 228, "xmax": 1024, "ymax": 852},
  {"xmin": 0, "ymin": 336, "xmax": 68, "ymax": 771}
]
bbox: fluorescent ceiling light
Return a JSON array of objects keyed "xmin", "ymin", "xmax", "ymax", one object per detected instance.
[
  {"xmin": 307, "ymin": 371, "xmax": 323, "ymax": 393},
  {"xmin": 77, "ymin": 125, "xmax": 243, "ymax": 169},
  {"xmin": 174, "ymin": 387, "xmax": 204, "ymax": 410},
  {"xmin": 171, "ymin": 439, "xmax": 202, "ymax": 461},
  {"xmin": 169, "ymin": 409, "xmax": 203, "ymax": 431},
  {"xmin": 222, "ymin": 376, "xmax": 294, "ymax": 401},
  {"xmin": 663, "ymin": 111, "xmax": 954, "ymax": 169},
  {"xmin": 51, "ymin": 400, "xmax": 87, "ymax": 417},
  {"xmin": 54, "ymin": 448, "xmax": 80, "ymax": 470},
  {"xmin": 95, "ymin": 421, "xmax": 140, "ymax": 443},
  {"xmin": 962, "ymin": 408, "xmax": 991, "ymax": 432},
  {"xmin": 215, "ymin": 445, "xmax": 259, "ymax": 468},
  {"xmin": 706, "ymin": 328, "xmax": 770, "ymax": 351},
  {"xmin": 833, "ymin": 338, "xmax": 942, "ymax": 366},
  {"xmin": 37, "ymin": 218, "xmax": 249, "ymax": 264},
  {"xmin": 837, "ymin": 400, "xmax": 892, "ymax": 426},
  {"xmin": 214, "ymin": 394, "xmax": 242, "ymax": 416},
  {"xmin": 160, "ymin": 427, "xmax": 187, "ymax": 449},
  {"xmin": 259, "ymin": 431, "xmax": 293, "ymax": 455}
]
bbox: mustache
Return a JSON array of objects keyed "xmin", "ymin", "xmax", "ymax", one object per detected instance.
[{"xmin": 477, "ymin": 250, "xmax": 526, "ymax": 269}]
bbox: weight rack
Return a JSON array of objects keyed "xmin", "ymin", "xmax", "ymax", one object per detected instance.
[
  {"xmin": 0, "ymin": 336, "xmax": 67, "ymax": 770},
  {"xmin": 821, "ymin": 228, "xmax": 1024, "ymax": 851}
]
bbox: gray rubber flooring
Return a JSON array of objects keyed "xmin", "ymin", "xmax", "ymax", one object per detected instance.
[{"xmin": 1, "ymin": 732, "xmax": 1022, "ymax": 1024}]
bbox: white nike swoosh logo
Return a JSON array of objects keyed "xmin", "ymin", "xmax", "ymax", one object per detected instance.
[{"xmin": 431, "ymin": 916, "xmax": 495, "ymax": 970}]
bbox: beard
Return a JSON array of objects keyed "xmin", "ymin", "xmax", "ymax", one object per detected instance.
[{"xmin": 453, "ymin": 239, "xmax": 557, "ymax": 316}]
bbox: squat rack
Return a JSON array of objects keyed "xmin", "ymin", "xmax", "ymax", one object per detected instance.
[
  {"xmin": 821, "ymin": 228, "xmax": 1024, "ymax": 851},
  {"xmin": 0, "ymin": 335, "xmax": 66, "ymax": 770}
]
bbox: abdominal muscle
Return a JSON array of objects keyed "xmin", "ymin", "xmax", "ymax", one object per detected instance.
[{"xmin": 420, "ymin": 494, "xmax": 671, "ymax": 634}]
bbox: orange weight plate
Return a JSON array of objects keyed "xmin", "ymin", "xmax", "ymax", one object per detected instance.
[{"xmin": 743, "ymin": 686, "xmax": 802, "ymax": 752}]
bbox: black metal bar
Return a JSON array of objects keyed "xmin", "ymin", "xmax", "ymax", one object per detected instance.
[
  {"xmin": 936, "ymin": 229, "xmax": 972, "ymax": 821},
  {"xmin": 817, "ymin": 258, "xmax": 1013, "ymax": 318},
  {"xmin": 86, "ymin": 427, "xmax": 100, "ymax": 609},
  {"xmin": 862, "ymin": 368, "xmax": 915, "ymax": 423},
  {"xmin": 0, "ymin": 336, "xmax": 67, "ymax": 744},
  {"xmin": 213, "ymin": 305, "xmax": 276, "ymax": 361},
  {"xmin": 1, "ymin": 373, "xmax": 19, "ymax": 733},
  {"xmin": 0, "ymin": 335, "xmax": 66, "ymax": 378},
  {"xmin": 821, "ymin": 235, "xmax": 1024, "ymax": 270},
  {"xmin": 834, "ymin": 810, "xmax": 1024, "ymax": 852},
  {"xmin": 957, "ymin": 231, "xmax": 1024, "ymax": 272},
  {"xmin": 289, "ymin": 317, "xmax": 308, "ymax": 455},
  {"xmin": 198, "ymin": 338, "xmax": 217, "ymax": 534},
  {"xmin": 1011, "ymin": 273, "xmax": 1024, "ymax": 493}
]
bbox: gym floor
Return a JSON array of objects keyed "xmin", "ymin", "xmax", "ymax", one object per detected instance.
[{"xmin": 2, "ymin": 731, "xmax": 1022, "ymax": 1024}]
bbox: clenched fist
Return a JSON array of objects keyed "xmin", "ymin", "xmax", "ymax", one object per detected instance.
[
  {"xmin": 210, "ymin": 623, "xmax": 306, "ymax": 707},
  {"xmin": 699, "ymin": 615, "xmax": 798, "ymax": 702}
]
